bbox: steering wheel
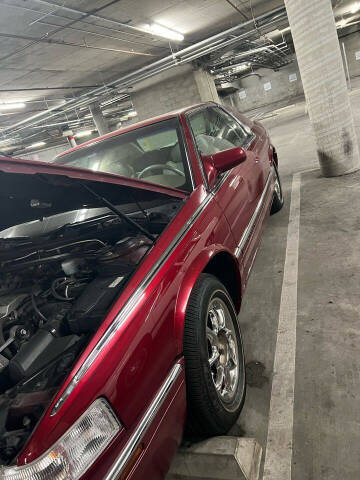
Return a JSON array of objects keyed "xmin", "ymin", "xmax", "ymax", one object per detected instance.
[
  {"xmin": 102, "ymin": 161, "xmax": 135, "ymax": 177},
  {"xmin": 137, "ymin": 164, "xmax": 185, "ymax": 179}
]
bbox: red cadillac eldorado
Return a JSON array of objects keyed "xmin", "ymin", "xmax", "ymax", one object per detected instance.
[{"xmin": 0, "ymin": 102, "xmax": 283, "ymax": 480}]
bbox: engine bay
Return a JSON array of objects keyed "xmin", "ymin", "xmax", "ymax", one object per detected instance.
[{"xmin": 0, "ymin": 170, "xmax": 183, "ymax": 465}]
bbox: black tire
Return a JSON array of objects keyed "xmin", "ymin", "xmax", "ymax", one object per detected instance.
[
  {"xmin": 183, "ymin": 274, "xmax": 246, "ymax": 438},
  {"xmin": 271, "ymin": 163, "xmax": 284, "ymax": 214}
]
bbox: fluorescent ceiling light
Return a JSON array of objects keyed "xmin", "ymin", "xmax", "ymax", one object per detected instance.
[
  {"xmin": 337, "ymin": 18, "xmax": 348, "ymax": 28},
  {"xmin": 351, "ymin": 2, "xmax": 360, "ymax": 13},
  {"xmin": 75, "ymin": 129, "xmax": 94, "ymax": 138},
  {"xmin": 148, "ymin": 23, "xmax": 184, "ymax": 41},
  {"xmin": 0, "ymin": 102, "xmax": 25, "ymax": 110},
  {"xmin": 234, "ymin": 63, "xmax": 250, "ymax": 72},
  {"xmin": 127, "ymin": 111, "xmax": 138, "ymax": 117},
  {"xmin": 26, "ymin": 141, "xmax": 46, "ymax": 149}
]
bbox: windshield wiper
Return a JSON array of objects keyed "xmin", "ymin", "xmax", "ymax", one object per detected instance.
[{"xmin": 81, "ymin": 183, "xmax": 156, "ymax": 243}]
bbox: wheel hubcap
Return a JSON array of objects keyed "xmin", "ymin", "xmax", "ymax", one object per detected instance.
[{"xmin": 206, "ymin": 297, "xmax": 239, "ymax": 406}]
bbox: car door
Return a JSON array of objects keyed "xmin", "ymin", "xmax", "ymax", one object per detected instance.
[{"xmin": 186, "ymin": 105, "xmax": 267, "ymax": 284}]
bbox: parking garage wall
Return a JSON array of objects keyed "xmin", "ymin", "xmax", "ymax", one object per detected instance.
[
  {"xmin": 231, "ymin": 32, "xmax": 360, "ymax": 115},
  {"xmin": 231, "ymin": 60, "xmax": 304, "ymax": 114},
  {"xmin": 341, "ymin": 32, "xmax": 360, "ymax": 83}
]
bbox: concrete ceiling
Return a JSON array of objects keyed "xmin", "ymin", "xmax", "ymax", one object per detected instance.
[
  {"xmin": 0, "ymin": 0, "xmax": 358, "ymax": 154},
  {"xmin": 0, "ymin": 0, "xmax": 280, "ymax": 103}
]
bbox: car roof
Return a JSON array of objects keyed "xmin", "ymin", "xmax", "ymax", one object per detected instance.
[{"xmin": 55, "ymin": 101, "xmax": 217, "ymax": 159}]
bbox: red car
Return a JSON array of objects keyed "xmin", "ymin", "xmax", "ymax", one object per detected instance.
[{"xmin": 0, "ymin": 102, "xmax": 283, "ymax": 480}]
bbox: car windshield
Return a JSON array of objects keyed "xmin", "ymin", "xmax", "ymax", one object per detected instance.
[{"xmin": 54, "ymin": 118, "xmax": 192, "ymax": 191}]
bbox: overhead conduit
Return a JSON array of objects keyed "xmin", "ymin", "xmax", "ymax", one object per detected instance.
[{"xmin": 1, "ymin": 6, "xmax": 287, "ymax": 138}]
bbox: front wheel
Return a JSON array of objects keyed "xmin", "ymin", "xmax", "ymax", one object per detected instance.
[
  {"xmin": 271, "ymin": 164, "xmax": 284, "ymax": 214},
  {"xmin": 183, "ymin": 274, "xmax": 246, "ymax": 437}
]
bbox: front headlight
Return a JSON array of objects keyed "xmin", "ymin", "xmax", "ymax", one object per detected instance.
[{"xmin": 0, "ymin": 398, "xmax": 121, "ymax": 480}]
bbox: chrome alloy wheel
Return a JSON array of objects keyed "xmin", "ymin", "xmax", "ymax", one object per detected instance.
[
  {"xmin": 206, "ymin": 295, "xmax": 239, "ymax": 408},
  {"xmin": 274, "ymin": 175, "xmax": 282, "ymax": 200},
  {"xmin": 274, "ymin": 171, "xmax": 283, "ymax": 202}
]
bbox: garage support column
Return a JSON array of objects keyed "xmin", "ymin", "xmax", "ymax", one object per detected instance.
[
  {"xmin": 193, "ymin": 68, "xmax": 220, "ymax": 103},
  {"xmin": 89, "ymin": 102, "xmax": 110, "ymax": 136},
  {"xmin": 284, "ymin": 0, "xmax": 360, "ymax": 177},
  {"xmin": 131, "ymin": 65, "xmax": 220, "ymax": 122},
  {"xmin": 67, "ymin": 134, "xmax": 76, "ymax": 148}
]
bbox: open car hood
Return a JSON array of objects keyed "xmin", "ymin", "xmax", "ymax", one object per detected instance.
[{"xmin": 0, "ymin": 156, "xmax": 186, "ymax": 233}]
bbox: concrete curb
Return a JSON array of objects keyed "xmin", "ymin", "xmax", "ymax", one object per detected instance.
[{"xmin": 166, "ymin": 437, "xmax": 262, "ymax": 480}]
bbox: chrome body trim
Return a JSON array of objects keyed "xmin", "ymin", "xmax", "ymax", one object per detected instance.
[
  {"xmin": 51, "ymin": 189, "xmax": 216, "ymax": 416},
  {"xmin": 105, "ymin": 363, "xmax": 182, "ymax": 480},
  {"xmin": 178, "ymin": 117, "xmax": 196, "ymax": 191},
  {"xmin": 184, "ymin": 106, "xmax": 210, "ymax": 191},
  {"xmin": 235, "ymin": 170, "xmax": 273, "ymax": 258}
]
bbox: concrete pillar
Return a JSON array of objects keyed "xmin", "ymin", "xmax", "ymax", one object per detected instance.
[
  {"xmin": 131, "ymin": 64, "xmax": 220, "ymax": 122},
  {"xmin": 67, "ymin": 134, "xmax": 76, "ymax": 148},
  {"xmin": 166, "ymin": 437, "xmax": 262, "ymax": 480},
  {"xmin": 89, "ymin": 102, "xmax": 110, "ymax": 136},
  {"xmin": 193, "ymin": 68, "xmax": 220, "ymax": 103},
  {"xmin": 62, "ymin": 129, "xmax": 76, "ymax": 148},
  {"xmin": 284, "ymin": 0, "xmax": 360, "ymax": 177}
]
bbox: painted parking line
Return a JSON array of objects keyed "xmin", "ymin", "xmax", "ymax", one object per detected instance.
[{"xmin": 262, "ymin": 172, "xmax": 301, "ymax": 480}]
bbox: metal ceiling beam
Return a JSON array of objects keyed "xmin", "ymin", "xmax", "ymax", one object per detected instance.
[
  {"xmin": 224, "ymin": 0, "xmax": 249, "ymax": 21},
  {"xmin": 0, "ymin": 86, "xmax": 103, "ymax": 92}
]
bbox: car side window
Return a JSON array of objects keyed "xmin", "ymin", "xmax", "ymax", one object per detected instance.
[{"xmin": 188, "ymin": 106, "xmax": 250, "ymax": 156}]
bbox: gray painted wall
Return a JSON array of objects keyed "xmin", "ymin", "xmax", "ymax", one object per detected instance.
[
  {"xmin": 232, "ymin": 60, "xmax": 303, "ymax": 113},
  {"xmin": 230, "ymin": 31, "xmax": 360, "ymax": 114},
  {"xmin": 340, "ymin": 33, "xmax": 360, "ymax": 81}
]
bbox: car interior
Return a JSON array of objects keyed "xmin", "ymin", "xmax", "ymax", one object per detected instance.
[{"xmin": 54, "ymin": 120, "xmax": 190, "ymax": 190}]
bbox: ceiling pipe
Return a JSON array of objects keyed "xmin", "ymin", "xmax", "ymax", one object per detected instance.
[
  {"xmin": 1, "ymin": 6, "xmax": 286, "ymax": 136},
  {"xmin": 0, "ymin": 86, "xmax": 103, "ymax": 92},
  {"xmin": 175, "ymin": 16, "xmax": 288, "ymax": 64},
  {"xmin": 37, "ymin": 20, "xmax": 169, "ymax": 51},
  {"xmin": 207, "ymin": 45, "xmax": 278, "ymax": 67},
  {"xmin": 0, "ymin": 32, "xmax": 155, "ymax": 56},
  {"xmin": 110, "ymin": 6, "xmax": 287, "ymax": 82}
]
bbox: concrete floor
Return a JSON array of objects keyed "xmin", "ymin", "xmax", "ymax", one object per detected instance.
[{"xmin": 232, "ymin": 91, "xmax": 360, "ymax": 479}]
